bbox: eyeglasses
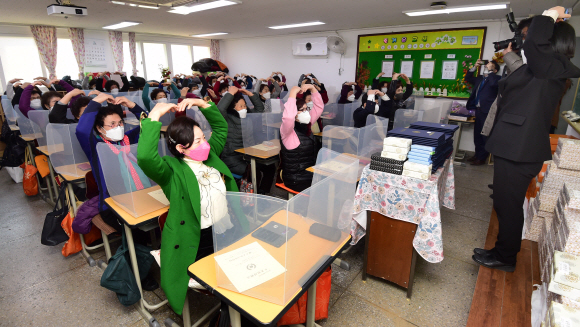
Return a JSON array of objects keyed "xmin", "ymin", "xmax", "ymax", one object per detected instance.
[{"xmin": 103, "ymin": 120, "xmax": 124, "ymax": 128}]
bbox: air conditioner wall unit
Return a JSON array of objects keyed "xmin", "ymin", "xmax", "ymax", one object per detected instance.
[{"xmin": 292, "ymin": 37, "xmax": 327, "ymax": 56}]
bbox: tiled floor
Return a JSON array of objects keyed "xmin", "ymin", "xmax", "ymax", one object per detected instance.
[{"xmin": 0, "ymin": 159, "xmax": 494, "ymax": 326}]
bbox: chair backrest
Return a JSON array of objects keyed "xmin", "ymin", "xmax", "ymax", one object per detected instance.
[
  {"xmin": 28, "ymin": 110, "xmax": 50, "ymax": 147},
  {"xmin": 393, "ymin": 109, "xmax": 423, "ymax": 129}
]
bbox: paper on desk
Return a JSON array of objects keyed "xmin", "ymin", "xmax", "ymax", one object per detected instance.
[
  {"xmin": 251, "ymin": 143, "xmax": 279, "ymax": 152},
  {"xmin": 214, "ymin": 242, "xmax": 286, "ymax": 293},
  {"xmin": 148, "ymin": 189, "xmax": 170, "ymax": 206},
  {"xmin": 318, "ymin": 160, "xmax": 348, "ymax": 172}
]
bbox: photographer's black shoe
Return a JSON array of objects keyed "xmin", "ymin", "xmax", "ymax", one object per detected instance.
[
  {"xmin": 472, "ymin": 252, "xmax": 516, "ymax": 272},
  {"xmin": 473, "ymin": 248, "xmax": 493, "ymax": 256}
]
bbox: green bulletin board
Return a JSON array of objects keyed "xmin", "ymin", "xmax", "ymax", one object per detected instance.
[{"xmin": 356, "ymin": 27, "xmax": 487, "ymax": 98}]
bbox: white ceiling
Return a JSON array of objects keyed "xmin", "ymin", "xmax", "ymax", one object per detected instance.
[{"xmin": 0, "ymin": 0, "xmax": 575, "ymax": 40}]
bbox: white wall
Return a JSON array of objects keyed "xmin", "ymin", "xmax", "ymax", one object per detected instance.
[{"xmin": 221, "ymin": 19, "xmax": 515, "ymax": 99}]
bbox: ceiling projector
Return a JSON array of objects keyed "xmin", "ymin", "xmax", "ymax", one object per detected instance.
[{"xmin": 47, "ymin": 2, "xmax": 88, "ymax": 17}]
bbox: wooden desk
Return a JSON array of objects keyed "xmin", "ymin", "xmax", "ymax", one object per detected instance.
[
  {"xmin": 37, "ymin": 143, "xmax": 65, "ymax": 156},
  {"xmin": 20, "ymin": 133, "xmax": 43, "ymax": 142},
  {"xmin": 160, "ymin": 126, "xmax": 168, "ymax": 133},
  {"xmin": 306, "ymin": 154, "xmax": 365, "ymax": 182},
  {"xmin": 235, "ymin": 141, "xmax": 281, "ymax": 194},
  {"xmin": 188, "ymin": 210, "xmax": 351, "ymax": 327},
  {"xmin": 105, "ymin": 192, "xmax": 170, "ymax": 325},
  {"xmin": 104, "ymin": 186, "xmax": 169, "ymax": 227},
  {"xmin": 55, "ymin": 162, "xmax": 91, "ymax": 182},
  {"xmin": 9, "ymin": 125, "xmax": 19, "ymax": 131}
]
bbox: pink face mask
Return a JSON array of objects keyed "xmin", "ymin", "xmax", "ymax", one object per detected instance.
[{"xmin": 184, "ymin": 141, "xmax": 211, "ymax": 161}]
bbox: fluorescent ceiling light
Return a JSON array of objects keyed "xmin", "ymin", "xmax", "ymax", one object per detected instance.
[
  {"xmin": 192, "ymin": 32, "xmax": 229, "ymax": 37},
  {"xmin": 103, "ymin": 21, "xmax": 141, "ymax": 29},
  {"xmin": 268, "ymin": 21, "xmax": 325, "ymax": 29},
  {"xmin": 129, "ymin": 3, "xmax": 137, "ymax": 6},
  {"xmin": 169, "ymin": 0, "xmax": 239, "ymax": 15},
  {"xmin": 110, "ymin": 1, "xmax": 125, "ymax": 4},
  {"xmin": 138, "ymin": 5, "xmax": 159, "ymax": 9},
  {"xmin": 404, "ymin": 3, "xmax": 508, "ymax": 16}
]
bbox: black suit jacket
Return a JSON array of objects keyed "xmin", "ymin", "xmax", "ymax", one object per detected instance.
[
  {"xmin": 465, "ymin": 70, "xmax": 501, "ymax": 114},
  {"xmin": 486, "ymin": 15, "xmax": 580, "ymax": 162}
]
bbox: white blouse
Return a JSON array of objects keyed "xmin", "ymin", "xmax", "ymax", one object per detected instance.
[{"xmin": 183, "ymin": 157, "xmax": 233, "ymax": 234}]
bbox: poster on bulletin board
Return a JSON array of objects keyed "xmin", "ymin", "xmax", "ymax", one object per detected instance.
[{"xmin": 356, "ymin": 27, "xmax": 486, "ymax": 98}]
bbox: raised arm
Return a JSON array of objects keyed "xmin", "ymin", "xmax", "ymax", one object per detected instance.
[
  {"xmin": 280, "ymin": 86, "xmax": 301, "ymax": 150},
  {"xmin": 18, "ymin": 84, "xmax": 36, "ymax": 118},
  {"xmin": 76, "ymin": 93, "xmax": 114, "ymax": 160},
  {"xmin": 271, "ymin": 80, "xmax": 281, "ymax": 99}
]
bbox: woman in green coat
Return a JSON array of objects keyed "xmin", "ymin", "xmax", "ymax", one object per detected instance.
[{"xmin": 137, "ymin": 99, "xmax": 248, "ymax": 314}]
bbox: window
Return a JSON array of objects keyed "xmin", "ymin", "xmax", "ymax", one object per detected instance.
[
  {"xmin": 55, "ymin": 39, "xmax": 79, "ymax": 79},
  {"xmin": 143, "ymin": 43, "xmax": 167, "ymax": 80},
  {"xmin": 123, "ymin": 41, "xmax": 144, "ymax": 77},
  {"xmin": 0, "ymin": 37, "xmax": 44, "ymax": 86},
  {"xmin": 192, "ymin": 46, "xmax": 210, "ymax": 62},
  {"xmin": 171, "ymin": 44, "xmax": 192, "ymax": 75}
]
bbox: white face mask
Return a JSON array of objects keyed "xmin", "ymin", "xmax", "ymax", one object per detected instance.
[
  {"xmin": 347, "ymin": 94, "xmax": 355, "ymax": 102},
  {"xmin": 374, "ymin": 104, "xmax": 379, "ymax": 114},
  {"xmin": 381, "ymin": 87, "xmax": 388, "ymax": 93},
  {"xmin": 49, "ymin": 106, "xmax": 54, "ymax": 111},
  {"xmin": 238, "ymin": 109, "xmax": 247, "ymax": 118},
  {"xmin": 307, "ymin": 101, "xmax": 314, "ymax": 109},
  {"xmin": 156, "ymin": 98, "xmax": 168, "ymax": 104},
  {"xmin": 104, "ymin": 125, "xmax": 124, "ymax": 141},
  {"xmin": 381, "ymin": 94, "xmax": 390, "ymax": 101},
  {"xmin": 30, "ymin": 99, "xmax": 42, "ymax": 109},
  {"xmin": 192, "ymin": 89, "xmax": 201, "ymax": 97},
  {"xmin": 297, "ymin": 110, "xmax": 311, "ymax": 124},
  {"xmin": 111, "ymin": 88, "xmax": 119, "ymax": 95},
  {"xmin": 262, "ymin": 92, "xmax": 271, "ymax": 99},
  {"xmin": 221, "ymin": 91, "xmax": 227, "ymax": 97}
]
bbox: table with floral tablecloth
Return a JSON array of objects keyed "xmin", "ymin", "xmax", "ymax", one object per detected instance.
[{"xmin": 351, "ymin": 159, "xmax": 455, "ymax": 263}]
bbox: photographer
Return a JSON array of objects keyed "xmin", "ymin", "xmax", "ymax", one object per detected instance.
[
  {"xmin": 472, "ymin": 7, "xmax": 580, "ymax": 272},
  {"xmin": 464, "ymin": 59, "xmax": 500, "ymax": 165}
]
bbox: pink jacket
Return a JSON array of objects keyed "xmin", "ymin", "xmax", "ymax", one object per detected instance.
[{"xmin": 280, "ymin": 91, "xmax": 324, "ymax": 150}]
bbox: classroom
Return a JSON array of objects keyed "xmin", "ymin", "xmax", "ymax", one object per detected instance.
[{"xmin": 1, "ymin": 1, "xmax": 580, "ymax": 326}]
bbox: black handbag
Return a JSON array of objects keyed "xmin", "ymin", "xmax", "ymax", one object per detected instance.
[{"xmin": 40, "ymin": 182, "xmax": 70, "ymax": 246}]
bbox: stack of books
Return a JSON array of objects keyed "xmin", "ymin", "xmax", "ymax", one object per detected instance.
[
  {"xmin": 387, "ymin": 127, "xmax": 453, "ymax": 172},
  {"xmin": 368, "ymin": 137, "xmax": 411, "ymax": 174},
  {"xmin": 402, "ymin": 160, "xmax": 432, "ymax": 181}
]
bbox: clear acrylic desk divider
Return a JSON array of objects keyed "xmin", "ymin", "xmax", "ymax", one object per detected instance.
[
  {"xmin": 241, "ymin": 113, "xmax": 280, "ymax": 158},
  {"xmin": 97, "ymin": 143, "xmax": 165, "ymax": 218},
  {"xmin": 213, "ymin": 152, "xmax": 357, "ymax": 304},
  {"xmin": 321, "ymin": 103, "xmax": 344, "ymax": 127},
  {"xmin": 342, "ymin": 103, "xmax": 356, "ymax": 127},
  {"xmin": 265, "ymin": 113, "xmax": 283, "ymax": 141},
  {"xmin": 28, "ymin": 110, "xmax": 50, "ymax": 147},
  {"xmin": 15, "ymin": 106, "xmax": 38, "ymax": 138},
  {"xmin": 416, "ymin": 98, "xmax": 443, "ymax": 123},
  {"xmin": 159, "ymin": 111, "xmax": 175, "ymax": 127},
  {"xmin": 365, "ymin": 115, "xmax": 389, "ymax": 129},
  {"xmin": 438, "ymin": 99, "xmax": 454, "ymax": 124},
  {"xmin": 2, "ymin": 99, "xmax": 18, "ymax": 129},
  {"xmin": 186, "ymin": 106, "xmax": 213, "ymax": 140},
  {"xmin": 393, "ymin": 109, "xmax": 423, "ymax": 129},
  {"xmin": 358, "ymin": 122, "xmax": 389, "ymax": 167},
  {"xmin": 126, "ymin": 95, "xmax": 145, "ymax": 110},
  {"xmin": 46, "ymin": 123, "xmax": 89, "ymax": 179},
  {"xmin": 268, "ymin": 99, "xmax": 283, "ymax": 113},
  {"xmin": 321, "ymin": 125, "xmax": 360, "ymax": 157}
]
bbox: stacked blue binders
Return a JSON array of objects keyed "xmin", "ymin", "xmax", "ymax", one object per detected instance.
[{"xmin": 387, "ymin": 124, "xmax": 458, "ymax": 172}]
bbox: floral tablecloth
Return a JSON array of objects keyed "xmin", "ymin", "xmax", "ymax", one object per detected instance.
[{"xmin": 351, "ymin": 159, "xmax": 455, "ymax": 263}]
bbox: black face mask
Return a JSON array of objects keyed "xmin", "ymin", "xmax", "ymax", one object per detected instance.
[{"xmin": 394, "ymin": 93, "xmax": 404, "ymax": 101}]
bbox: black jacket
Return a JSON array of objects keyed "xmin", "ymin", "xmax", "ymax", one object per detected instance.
[
  {"xmin": 49, "ymin": 103, "xmax": 78, "ymax": 124},
  {"xmin": 486, "ymin": 15, "xmax": 580, "ymax": 162},
  {"xmin": 465, "ymin": 69, "xmax": 501, "ymax": 114},
  {"xmin": 353, "ymin": 99, "xmax": 390, "ymax": 128},
  {"xmin": 281, "ymin": 123, "xmax": 316, "ymax": 186}
]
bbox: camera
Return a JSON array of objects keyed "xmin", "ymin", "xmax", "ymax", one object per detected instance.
[{"xmin": 493, "ymin": 10, "xmax": 523, "ymax": 51}]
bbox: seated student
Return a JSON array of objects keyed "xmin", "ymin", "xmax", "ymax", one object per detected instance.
[
  {"xmin": 272, "ymin": 72, "xmax": 288, "ymax": 92},
  {"xmin": 353, "ymin": 89, "xmax": 390, "ymax": 128},
  {"xmin": 217, "ymin": 86, "xmax": 275, "ymax": 194},
  {"xmin": 8, "ymin": 81, "xmax": 37, "ymax": 108},
  {"xmin": 137, "ymin": 98, "xmax": 245, "ymax": 316},
  {"xmin": 280, "ymin": 84, "xmax": 323, "ymax": 192},
  {"xmin": 254, "ymin": 76, "xmax": 281, "ymax": 102},
  {"xmin": 385, "ymin": 73, "xmax": 414, "ymax": 129},
  {"xmin": 338, "ymin": 81, "xmax": 363, "ymax": 104},
  {"xmin": 212, "ymin": 75, "xmax": 242, "ymax": 102},
  {"xmin": 233, "ymin": 74, "xmax": 251, "ymax": 90},
  {"xmin": 76, "ymin": 93, "xmax": 147, "ymax": 234},
  {"xmin": 19, "ymin": 80, "xmax": 61, "ymax": 118},
  {"xmin": 101, "ymin": 72, "xmax": 131, "ymax": 94},
  {"xmin": 49, "ymin": 88, "xmax": 91, "ymax": 124},
  {"xmin": 297, "ymin": 74, "xmax": 330, "ymax": 104},
  {"xmin": 371, "ymin": 72, "xmax": 390, "ymax": 94}
]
